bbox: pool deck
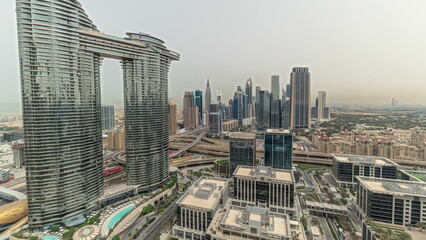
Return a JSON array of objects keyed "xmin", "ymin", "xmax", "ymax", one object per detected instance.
[{"xmin": 100, "ymin": 202, "xmax": 137, "ymax": 236}]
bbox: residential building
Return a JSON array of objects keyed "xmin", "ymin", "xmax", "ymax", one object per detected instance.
[
  {"xmin": 16, "ymin": 0, "xmax": 179, "ymax": 230},
  {"xmin": 172, "ymin": 177, "xmax": 229, "ymax": 240},
  {"xmin": 317, "ymin": 91, "xmax": 327, "ymax": 120},
  {"xmin": 271, "ymin": 75, "xmax": 281, "ymax": 128},
  {"xmin": 377, "ymin": 139, "xmax": 394, "ymax": 159},
  {"xmin": 229, "ymin": 133, "xmax": 256, "ymax": 174},
  {"xmin": 290, "ymin": 67, "xmax": 311, "ymax": 129},
  {"xmin": 264, "ymin": 129, "xmax": 293, "ymax": 170},
  {"xmin": 232, "ymin": 166, "xmax": 296, "ymax": 216},
  {"xmin": 357, "ymin": 177, "xmax": 426, "ymax": 226},
  {"xmin": 331, "ymin": 154, "xmax": 398, "ymax": 187},
  {"xmin": 222, "ymin": 120, "xmax": 238, "ymax": 132},
  {"xmin": 101, "ymin": 105, "xmax": 115, "ymax": 131},
  {"xmin": 183, "ymin": 91, "xmax": 197, "ymax": 130},
  {"xmin": 107, "ymin": 130, "xmax": 125, "ymax": 151},
  {"xmin": 169, "ymin": 99, "xmax": 178, "ymax": 135},
  {"xmin": 355, "ymin": 138, "xmax": 374, "ymax": 156}
]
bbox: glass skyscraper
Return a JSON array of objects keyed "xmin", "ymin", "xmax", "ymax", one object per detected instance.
[
  {"xmin": 264, "ymin": 129, "xmax": 293, "ymax": 170},
  {"xmin": 16, "ymin": 0, "xmax": 179, "ymax": 231},
  {"xmin": 194, "ymin": 90, "xmax": 203, "ymax": 125},
  {"xmin": 290, "ymin": 67, "xmax": 311, "ymax": 129}
]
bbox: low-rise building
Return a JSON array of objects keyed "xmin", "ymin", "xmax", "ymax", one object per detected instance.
[
  {"xmin": 172, "ymin": 177, "xmax": 229, "ymax": 240},
  {"xmin": 229, "ymin": 133, "xmax": 256, "ymax": 174},
  {"xmin": 331, "ymin": 154, "xmax": 398, "ymax": 187},
  {"xmin": 232, "ymin": 166, "xmax": 295, "ymax": 216},
  {"xmin": 207, "ymin": 204, "xmax": 305, "ymax": 240},
  {"xmin": 222, "ymin": 120, "xmax": 238, "ymax": 132},
  {"xmin": 356, "ymin": 177, "xmax": 426, "ymax": 226}
]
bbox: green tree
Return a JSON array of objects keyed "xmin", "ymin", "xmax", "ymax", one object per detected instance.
[
  {"xmin": 112, "ymin": 235, "xmax": 120, "ymax": 240},
  {"xmin": 50, "ymin": 226, "xmax": 60, "ymax": 232}
]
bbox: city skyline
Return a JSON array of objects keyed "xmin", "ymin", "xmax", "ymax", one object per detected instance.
[{"xmin": 2, "ymin": 0, "xmax": 426, "ymax": 112}]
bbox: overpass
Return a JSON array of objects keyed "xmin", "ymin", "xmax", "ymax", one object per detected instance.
[
  {"xmin": 304, "ymin": 200, "xmax": 349, "ymax": 216},
  {"xmin": 169, "ymin": 132, "xmax": 207, "ymax": 158}
]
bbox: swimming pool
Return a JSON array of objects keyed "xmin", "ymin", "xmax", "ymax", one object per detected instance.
[
  {"xmin": 42, "ymin": 236, "xmax": 60, "ymax": 240},
  {"xmin": 107, "ymin": 205, "xmax": 135, "ymax": 229}
]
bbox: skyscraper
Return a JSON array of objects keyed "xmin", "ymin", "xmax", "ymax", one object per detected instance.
[
  {"xmin": 229, "ymin": 133, "xmax": 256, "ymax": 174},
  {"xmin": 101, "ymin": 105, "xmax": 115, "ymax": 131},
  {"xmin": 317, "ymin": 91, "xmax": 326, "ymax": 120},
  {"xmin": 258, "ymin": 90, "xmax": 271, "ymax": 129},
  {"xmin": 233, "ymin": 91, "xmax": 243, "ymax": 122},
  {"xmin": 290, "ymin": 67, "xmax": 311, "ymax": 129},
  {"xmin": 255, "ymin": 86, "xmax": 261, "ymax": 122},
  {"xmin": 16, "ymin": 0, "xmax": 179, "ymax": 231},
  {"xmin": 169, "ymin": 99, "xmax": 178, "ymax": 135},
  {"xmin": 209, "ymin": 104, "xmax": 223, "ymax": 136},
  {"xmin": 281, "ymin": 100, "xmax": 291, "ymax": 129},
  {"xmin": 245, "ymin": 78, "xmax": 253, "ymax": 117},
  {"xmin": 205, "ymin": 79, "xmax": 211, "ymax": 125},
  {"xmin": 286, "ymin": 84, "xmax": 291, "ymax": 98},
  {"xmin": 183, "ymin": 92, "xmax": 197, "ymax": 130},
  {"xmin": 195, "ymin": 90, "xmax": 203, "ymax": 125},
  {"xmin": 264, "ymin": 129, "xmax": 293, "ymax": 170},
  {"xmin": 271, "ymin": 75, "xmax": 281, "ymax": 128}
]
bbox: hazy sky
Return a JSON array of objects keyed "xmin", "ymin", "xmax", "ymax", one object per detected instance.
[{"xmin": 1, "ymin": 0, "xmax": 426, "ymax": 111}]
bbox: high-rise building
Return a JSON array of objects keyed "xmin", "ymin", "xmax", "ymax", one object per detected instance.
[
  {"xmin": 205, "ymin": 79, "xmax": 211, "ymax": 125},
  {"xmin": 281, "ymin": 100, "xmax": 291, "ymax": 129},
  {"xmin": 286, "ymin": 84, "xmax": 291, "ymax": 98},
  {"xmin": 209, "ymin": 104, "xmax": 223, "ymax": 136},
  {"xmin": 12, "ymin": 143, "xmax": 25, "ymax": 169},
  {"xmin": 16, "ymin": 0, "xmax": 179, "ymax": 231},
  {"xmin": 229, "ymin": 133, "xmax": 256, "ymax": 174},
  {"xmin": 107, "ymin": 129, "xmax": 126, "ymax": 151},
  {"xmin": 232, "ymin": 91, "xmax": 243, "ymax": 122},
  {"xmin": 264, "ymin": 129, "xmax": 293, "ymax": 170},
  {"xmin": 271, "ymin": 75, "xmax": 281, "ymax": 128},
  {"xmin": 169, "ymin": 99, "xmax": 178, "ymax": 135},
  {"xmin": 290, "ymin": 67, "xmax": 311, "ymax": 129},
  {"xmin": 183, "ymin": 91, "xmax": 197, "ymax": 130},
  {"xmin": 245, "ymin": 78, "xmax": 253, "ymax": 117},
  {"xmin": 258, "ymin": 90, "xmax": 271, "ymax": 129},
  {"xmin": 101, "ymin": 105, "xmax": 115, "ymax": 131},
  {"xmin": 216, "ymin": 89, "xmax": 222, "ymax": 103},
  {"xmin": 195, "ymin": 90, "xmax": 203, "ymax": 125},
  {"xmin": 317, "ymin": 91, "xmax": 327, "ymax": 120},
  {"xmin": 255, "ymin": 86, "xmax": 261, "ymax": 122}
]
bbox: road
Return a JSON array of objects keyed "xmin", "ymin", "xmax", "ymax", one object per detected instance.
[{"xmin": 137, "ymin": 202, "xmax": 177, "ymax": 240}]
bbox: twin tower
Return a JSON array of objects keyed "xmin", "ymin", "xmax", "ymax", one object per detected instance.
[{"xmin": 16, "ymin": 0, "xmax": 179, "ymax": 231}]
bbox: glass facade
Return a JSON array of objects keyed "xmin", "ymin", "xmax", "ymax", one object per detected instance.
[
  {"xmin": 194, "ymin": 90, "xmax": 203, "ymax": 125},
  {"xmin": 264, "ymin": 130, "xmax": 293, "ymax": 170},
  {"xmin": 16, "ymin": 0, "xmax": 179, "ymax": 231}
]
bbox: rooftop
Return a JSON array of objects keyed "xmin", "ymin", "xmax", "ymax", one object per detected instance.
[
  {"xmin": 333, "ymin": 154, "xmax": 398, "ymax": 166},
  {"xmin": 266, "ymin": 129, "xmax": 291, "ymax": 134},
  {"xmin": 178, "ymin": 177, "xmax": 228, "ymax": 210},
  {"xmin": 234, "ymin": 166, "xmax": 294, "ymax": 182},
  {"xmin": 221, "ymin": 206, "xmax": 290, "ymax": 238},
  {"xmin": 357, "ymin": 177, "xmax": 426, "ymax": 197},
  {"xmin": 231, "ymin": 132, "xmax": 256, "ymax": 139}
]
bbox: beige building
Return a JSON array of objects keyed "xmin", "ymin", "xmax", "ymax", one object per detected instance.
[
  {"xmin": 222, "ymin": 120, "xmax": 238, "ymax": 132},
  {"xmin": 317, "ymin": 136, "xmax": 331, "ymax": 153},
  {"xmin": 172, "ymin": 177, "xmax": 229, "ymax": 240},
  {"xmin": 207, "ymin": 204, "xmax": 305, "ymax": 240},
  {"xmin": 169, "ymin": 99, "xmax": 178, "ymax": 135},
  {"xmin": 377, "ymin": 139, "xmax": 394, "ymax": 159},
  {"xmin": 355, "ymin": 138, "xmax": 373, "ymax": 156},
  {"xmin": 183, "ymin": 91, "xmax": 197, "ymax": 130},
  {"xmin": 411, "ymin": 129, "xmax": 426, "ymax": 148},
  {"xmin": 107, "ymin": 130, "xmax": 125, "ymax": 150}
]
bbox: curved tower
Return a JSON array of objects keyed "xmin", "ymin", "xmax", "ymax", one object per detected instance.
[{"xmin": 16, "ymin": 0, "xmax": 179, "ymax": 231}]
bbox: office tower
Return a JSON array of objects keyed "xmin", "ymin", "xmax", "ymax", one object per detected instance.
[
  {"xmin": 209, "ymin": 104, "xmax": 223, "ymax": 136},
  {"xmin": 324, "ymin": 107, "xmax": 330, "ymax": 119},
  {"xmin": 205, "ymin": 79, "xmax": 211, "ymax": 125},
  {"xmin": 290, "ymin": 67, "xmax": 311, "ymax": 129},
  {"xmin": 233, "ymin": 166, "xmax": 295, "ymax": 215},
  {"xmin": 169, "ymin": 99, "xmax": 178, "ymax": 135},
  {"xmin": 255, "ymin": 86, "xmax": 261, "ymax": 122},
  {"xmin": 107, "ymin": 129, "xmax": 126, "ymax": 151},
  {"xmin": 195, "ymin": 90, "xmax": 203, "ymax": 125},
  {"xmin": 172, "ymin": 177, "xmax": 229, "ymax": 240},
  {"xmin": 281, "ymin": 100, "xmax": 291, "ymax": 129},
  {"xmin": 183, "ymin": 92, "xmax": 197, "ymax": 130},
  {"xmin": 317, "ymin": 91, "xmax": 326, "ymax": 120},
  {"xmin": 264, "ymin": 129, "xmax": 293, "ymax": 170},
  {"xmin": 356, "ymin": 177, "xmax": 426, "ymax": 226},
  {"xmin": 270, "ymin": 75, "xmax": 281, "ymax": 128},
  {"xmin": 229, "ymin": 133, "xmax": 256, "ymax": 174},
  {"xmin": 281, "ymin": 88, "xmax": 286, "ymax": 104},
  {"xmin": 242, "ymin": 94, "xmax": 249, "ymax": 118},
  {"xmin": 101, "ymin": 105, "xmax": 115, "ymax": 131},
  {"xmin": 237, "ymin": 85, "xmax": 243, "ymax": 92},
  {"xmin": 245, "ymin": 78, "xmax": 253, "ymax": 117},
  {"xmin": 216, "ymin": 89, "xmax": 222, "ymax": 103},
  {"xmin": 258, "ymin": 90, "xmax": 271, "ymax": 129},
  {"xmin": 232, "ymin": 92, "xmax": 243, "ymax": 122},
  {"xmin": 16, "ymin": 0, "xmax": 179, "ymax": 231},
  {"xmin": 286, "ymin": 84, "xmax": 291, "ymax": 98},
  {"xmin": 331, "ymin": 154, "xmax": 398, "ymax": 188},
  {"xmin": 311, "ymin": 106, "xmax": 318, "ymax": 119}
]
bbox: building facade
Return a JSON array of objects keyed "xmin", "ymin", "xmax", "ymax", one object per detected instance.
[
  {"xmin": 232, "ymin": 166, "xmax": 295, "ymax": 216},
  {"xmin": 258, "ymin": 90, "xmax": 271, "ymax": 129},
  {"xmin": 101, "ymin": 105, "xmax": 115, "ymax": 131},
  {"xmin": 270, "ymin": 75, "xmax": 281, "ymax": 128},
  {"xmin": 290, "ymin": 67, "xmax": 311, "ymax": 129},
  {"xmin": 195, "ymin": 90, "xmax": 203, "ymax": 126},
  {"xmin": 16, "ymin": 0, "xmax": 179, "ymax": 230},
  {"xmin": 107, "ymin": 130, "xmax": 125, "ymax": 151},
  {"xmin": 169, "ymin": 99, "xmax": 178, "ymax": 135},
  {"xmin": 331, "ymin": 154, "xmax": 398, "ymax": 188},
  {"xmin": 229, "ymin": 133, "xmax": 256, "ymax": 174},
  {"xmin": 209, "ymin": 104, "xmax": 223, "ymax": 136},
  {"xmin": 264, "ymin": 129, "xmax": 293, "ymax": 170},
  {"xmin": 205, "ymin": 79, "xmax": 212, "ymax": 125}
]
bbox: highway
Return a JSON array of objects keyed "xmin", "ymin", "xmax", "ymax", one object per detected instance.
[{"xmin": 136, "ymin": 201, "xmax": 177, "ymax": 240}]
